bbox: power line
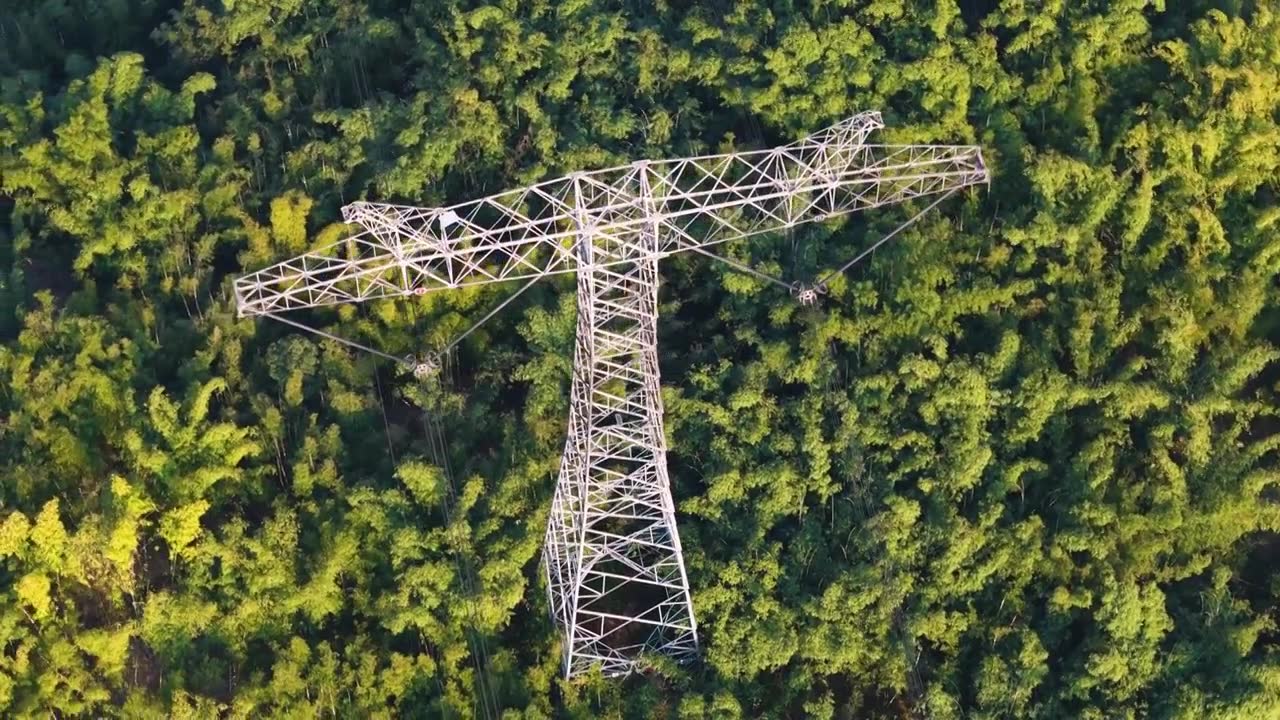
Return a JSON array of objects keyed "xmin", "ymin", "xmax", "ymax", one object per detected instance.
[
  {"xmin": 421, "ymin": 395, "xmax": 501, "ymax": 719},
  {"xmin": 263, "ymin": 312, "xmax": 412, "ymax": 368},
  {"xmin": 814, "ymin": 189, "xmax": 958, "ymax": 290}
]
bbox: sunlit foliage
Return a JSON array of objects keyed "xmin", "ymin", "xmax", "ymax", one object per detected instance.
[{"xmin": 1, "ymin": 1, "xmax": 1278, "ymax": 716}]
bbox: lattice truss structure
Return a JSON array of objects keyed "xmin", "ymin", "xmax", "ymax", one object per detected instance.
[{"xmin": 234, "ymin": 112, "xmax": 989, "ymax": 678}]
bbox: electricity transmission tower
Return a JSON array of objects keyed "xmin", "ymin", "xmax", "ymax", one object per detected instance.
[{"xmin": 234, "ymin": 111, "xmax": 988, "ymax": 678}]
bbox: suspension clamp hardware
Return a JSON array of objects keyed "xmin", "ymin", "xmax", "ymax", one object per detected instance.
[
  {"xmin": 791, "ymin": 282, "xmax": 827, "ymax": 306},
  {"xmin": 406, "ymin": 352, "xmax": 441, "ymax": 379}
]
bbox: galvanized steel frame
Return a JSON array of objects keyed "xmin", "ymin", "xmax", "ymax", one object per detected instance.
[{"xmin": 233, "ymin": 112, "xmax": 989, "ymax": 678}]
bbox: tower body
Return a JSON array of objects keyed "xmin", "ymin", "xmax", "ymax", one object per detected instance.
[{"xmin": 543, "ymin": 175, "xmax": 697, "ymax": 677}]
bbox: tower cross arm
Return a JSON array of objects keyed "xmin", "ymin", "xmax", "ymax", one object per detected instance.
[
  {"xmin": 233, "ymin": 111, "xmax": 987, "ymax": 317},
  {"xmin": 233, "ymin": 191, "xmax": 586, "ymax": 317},
  {"xmin": 643, "ymin": 120, "xmax": 988, "ymax": 255}
]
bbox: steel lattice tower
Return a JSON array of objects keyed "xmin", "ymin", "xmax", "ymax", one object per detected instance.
[{"xmin": 234, "ymin": 112, "xmax": 989, "ymax": 678}]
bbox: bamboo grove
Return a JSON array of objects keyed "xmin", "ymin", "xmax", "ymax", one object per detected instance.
[{"xmin": 1, "ymin": 1, "xmax": 1278, "ymax": 717}]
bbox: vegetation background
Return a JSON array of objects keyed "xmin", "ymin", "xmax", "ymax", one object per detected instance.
[{"xmin": 1, "ymin": 0, "xmax": 1279, "ymax": 717}]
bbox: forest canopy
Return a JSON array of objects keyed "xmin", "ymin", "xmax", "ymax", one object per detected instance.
[{"xmin": 1, "ymin": 0, "xmax": 1279, "ymax": 717}]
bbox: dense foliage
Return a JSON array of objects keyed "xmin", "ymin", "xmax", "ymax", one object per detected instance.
[{"xmin": 2, "ymin": 1, "xmax": 1279, "ymax": 717}]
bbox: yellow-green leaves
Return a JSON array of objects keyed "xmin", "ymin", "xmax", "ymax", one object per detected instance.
[
  {"xmin": 105, "ymin": 476, "xmax": 155, "ymax": 587},
  {"xmin": 139, "ymin": 592, "xmax": 217, "ymax": 655},
  {"xmin": 75, "ymin": 626, "xmax": 135, "ymax": 682},
  {"xmin": 269, "ymin": 190, "xmax": 314, "ymax": 254},
  {"xmin": 265, "ymin": 337, "xmax": 317, "ymax": 408},
  {"xmin": 0, "ymin": 511, "xmax": 31, "ymax": 558},
  {"xmin": 16, "ymin": 573, "xmax": 54, "ymax": 621},
  {"xmin": 397, "ymin": 460, "xmax": 446, "ymax": 508},
  {"xmin": 30, "ymin": 499, "xmax": 67, "ymax": 575},
  {"xmin": 134, "ymin": 379, "xmax": 260, "ymax": 501},
  {"xmin": 158, "ymin": 500, "xmax": 210, "ymax": 560}
]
